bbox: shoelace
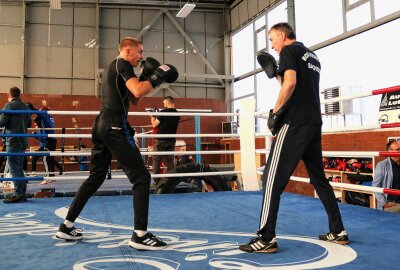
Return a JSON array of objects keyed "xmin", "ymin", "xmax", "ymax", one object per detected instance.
[
  {"xmin": 70, "ymin": 227, "xmax": 84, "ymax": 236},
  {"xmin": 249, "ymin": 236, "xmax": 264, "ymax": 244},
  {"xmin": 146, "ymin": 233, "xmax": 163, "ymax": 243}
]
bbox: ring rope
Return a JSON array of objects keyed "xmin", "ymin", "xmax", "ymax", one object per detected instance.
[
  {"xmin": 4, "ymin": 170, "xmax": 241, "ymax": 182},
  {"xmin": 254, "ymin": 171, "xmax": 400, "ymax": 196},
  {"xmin": 1, "ymin": 150, "xmax": 398, "ymax": 158}
]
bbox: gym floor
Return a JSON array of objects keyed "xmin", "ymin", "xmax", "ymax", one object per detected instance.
[{"xmin": 0, "ymin": 191, "xmax": 398, "ymax": 269}]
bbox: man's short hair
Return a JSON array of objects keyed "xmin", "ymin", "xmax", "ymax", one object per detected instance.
[
  {"xmin": 9, "ymin": 87, "xmax": 21, "ymax": 98},
  {"xmin": 164, "ymin": 96, "xmax": 175, "ymax": 104},
  {"xmin": 26, "ymin": 102, "xmax": 36, "ymax": 110},
  {"xmin": 269, "ymin": 22, "xmax": 296, "ymax": 39},
  {"xmin": 119, "ymin": 37, "xmax": 142, "ymax": 51},
  {"xmin": 386, "ymin": 139, "xmax": 399, "ymax": 150}
]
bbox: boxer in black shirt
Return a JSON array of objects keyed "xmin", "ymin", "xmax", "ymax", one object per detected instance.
[
  {"xmin": 56, "ymin": 37, "xmax": 178, "ymax": 251},
  {"xmin": 240, "ymin": 23, "xmax": 348, "ymax": 253}
]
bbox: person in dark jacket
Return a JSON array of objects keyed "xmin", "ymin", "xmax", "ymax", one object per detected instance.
[{"xmin": 0, "ymin": 87, "xmax": 31, "ymax": 203}]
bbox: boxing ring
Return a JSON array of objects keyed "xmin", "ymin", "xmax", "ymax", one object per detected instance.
[{"xmin": 1, "ymin": 85, "xmax": 400, "ymax": 269}]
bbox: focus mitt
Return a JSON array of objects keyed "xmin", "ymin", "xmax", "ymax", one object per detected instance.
[
  {"xmin": 257, "ymin": 51, "xmax": 277, "ymax": 79},
  {"xmin": 267, "ymin": 106, "xmax": 287, "ymax": 136}
]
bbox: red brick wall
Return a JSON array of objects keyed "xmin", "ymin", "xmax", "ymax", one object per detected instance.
[{"xmin": 0, "ymin": 94, "xmax": 227, "ymax": 171}]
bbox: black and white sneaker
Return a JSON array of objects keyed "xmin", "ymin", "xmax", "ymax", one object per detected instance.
[
  {"xmin": 128, "ymin": 232, "xmax": 167, "ymax": 251},
  {"xmin": 239, "ymin": 236, "xmax": 278, "ymax": 253},
  {"xmin": 55, "ymin": 223, "xmax": 83, "ymax": 241},
  {"xmin": 319, "ymin": 230, "xmax": 349, "ymax": 245}
]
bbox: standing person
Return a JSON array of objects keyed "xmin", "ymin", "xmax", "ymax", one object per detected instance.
[
  {"xmin": 151, "ymin": 96, "xmax": 180, "ymax": 186},
  {"xmin": 239, "ymin": 23, "xmax": 348, "ymax": 253},
  {"xmin": 372, "ymin": 140, "xmax": 400, "ymax": 213},
  {"xmin": 55, "ymin": 37, "xmax": 178, "ymax": 251},
  {"xmin": 0, "ymin": 87, "xmax": 31, "ymax": 203},
  {"xmin": 30, "ymin": 104, "xmax": 63, "ymax": 180}
]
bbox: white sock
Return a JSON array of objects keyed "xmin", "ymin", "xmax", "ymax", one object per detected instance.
[
  {"xmin": 64, "ymin": 220, "xmax": 74, "ymax": 228},
  {"xmin": 135, "ymin": 230, "xmax": 147, "ymax": 237}
]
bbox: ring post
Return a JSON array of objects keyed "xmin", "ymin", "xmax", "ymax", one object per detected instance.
[
  {"xmin": 239, "ymin": 99, "xmax": 259, "ymax": 191},
  {"xmin": 195, "ymin": 116, "xmax": 202, "ymax": 164}
]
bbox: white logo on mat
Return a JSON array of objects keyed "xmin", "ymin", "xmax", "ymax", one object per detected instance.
[{"xmin": 0, "ymin": 209, "xmax": 357, "ymax": 270}]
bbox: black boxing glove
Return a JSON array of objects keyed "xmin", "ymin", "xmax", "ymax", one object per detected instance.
[
  {"xmin": 267, "ymin": 106, "xmax": 287, "ymax": 136},
  {"xmin": 148, "ymin": 64, "xmax": 179, "ymax": 88},
  {"xmin": 139, "ymin": 57, "xmax": 161, "ymax": 81},
  {"xmin": 257, "ymin": 51, "xmax": 278, "ymax": 79}
]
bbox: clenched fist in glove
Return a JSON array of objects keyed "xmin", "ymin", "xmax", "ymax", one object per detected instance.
[
  {"xmin": 139, "ymin": 57, "xmax": 161, "ymax": 81},
  {"xmin": 257, "ymin": 51, "xmax": 278, "ymax": 79},
  {"xmin": 267, "ymin": 106, "xmax": 287, "ymax": 136},
  {"xmin": 149, "ymin": 64, "xmax": 179, "ymax": 88}
]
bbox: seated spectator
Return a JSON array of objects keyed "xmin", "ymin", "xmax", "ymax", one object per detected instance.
[{"xmin": 372, "ymin": 140, "xmax": 400, "ymax": 213}]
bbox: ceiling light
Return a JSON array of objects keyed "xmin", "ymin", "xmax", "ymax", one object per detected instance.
[{"xmin": 176, "ymin": 3, "xmax": 196, "ymax": 18}]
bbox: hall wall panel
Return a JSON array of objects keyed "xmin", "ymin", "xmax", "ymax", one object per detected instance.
[
  {"xmin": 206, "ymin": 13, "xmax": 224, "ymax": 35},
  {"xmin": 73, "ymin": 26, "xmax": 96, "ymax": 48},
  {"xmin": 0, "ymin": 26, "xmax": 23, "ymax": 45},
  {"xmin": 0, "ymin": 4, "xmax": 23, "ymax": 24},
  {"xmin": 73, "ymin": 48, "xmax": 95, "ymax": 78},
  {"xmin": 238, "ymin": 0, "xmax": 249, "ymax": 25},
  {"xmin": 143, "ymin": 10, "xmax": 163, "ymax": 31},
  {"xmin": 185, "ymin": 54, "xmax": 206, "ymax": 83},
  {"xmin": 248, "ymin": 0, "xmax": 259, "ymax": 19},
  {"xmin": 230, "ymin": 6, "xmax": 240, "ymax": 30},
  {"xmin": 72, "ymin": 80, "xmax": 95, "ymax": 95},
  {"xmin": 27, "ymin": 6, "xmax": 49, "ymax": 24},
  {"xmin": 142, "ymin": 31, "xmax": 164, "ymax": 53},
  {"xmin": 0, "ymin": 45, "xmax": 21, "ymax": 76},
  {"xmin": 100, "ymin": 9, "xmax": 119, "ymax": 28},
  {"xmin": 74, "ymin": 7, "xmax": 96, "ymax": 26},
  {"xmin": 120, "ymin": 9, "xmax": 142, "ymax": 29}
]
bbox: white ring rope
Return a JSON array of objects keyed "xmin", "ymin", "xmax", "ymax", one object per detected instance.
[
  {"xmin": 45, "ymin": 133, "xmax": 241, "ymax": 139},
  {"xmin": 36, "ymin": 171, "xmax": 242, "ymax": 181},
  {"xmin": 21, "ymin": 150, "xmax": 242, "ymax": 156},
  {"xmin": 40, "ymin": 111, "xmax": 239, "ymax": 117},
  {"xmin": 255, "ymin": 170, "xmax": 385, "ymax": 194}
]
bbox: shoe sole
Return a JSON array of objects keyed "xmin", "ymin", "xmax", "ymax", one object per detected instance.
[
  {"xmin": 333, "ymin": 240, "xmax": 349, "ymax": 245},
  {"xmin": 319, "ymin": 238, "xmax": 349, "ymax": 245},
  {"xmin": 128, "ymin": 240, "xmax": 167, "ymax": 251},
  {"xmin": 239, "ymin": 247, "xmax": 278, "ymax": 253},
  {"xmin": 55, "ymin": 231, "xmax": 83, "ymax": 241}
]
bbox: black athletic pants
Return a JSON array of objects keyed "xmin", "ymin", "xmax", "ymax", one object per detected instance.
[
  {"xmin": 66, "ymin": 112, "xmax": 151, "ymax": 230},
  {"xmin": 32, "ymin": 138, "xmax": 62, "ymax": 174},
  {"xmin": 258, "ymin": 123, "xmax": 345, "ymax": 240}
]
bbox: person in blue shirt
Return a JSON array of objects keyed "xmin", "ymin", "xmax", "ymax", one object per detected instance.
[
  {"xmin": 78, "ymin": 144, "xmax": 89, "ymax": 171},
  {"xmin": 29, "ymin": 104, "xmax": 63, "ymax": 179}
]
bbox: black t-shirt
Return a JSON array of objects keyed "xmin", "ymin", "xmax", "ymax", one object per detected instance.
[
  {"xmin": 388, "ymin": 159, "xmax": 400, "ymax": 202},
  {"xmin": 100, "ymin": 57, "xmax": 136, "ymax": 115},
  {"xmin": 156, "ymin": 108, "xmax": 180, "ymax": 142},
  {"xmin": 278, "ymin": 41, "xmax": 322, "ymax": 125}
]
